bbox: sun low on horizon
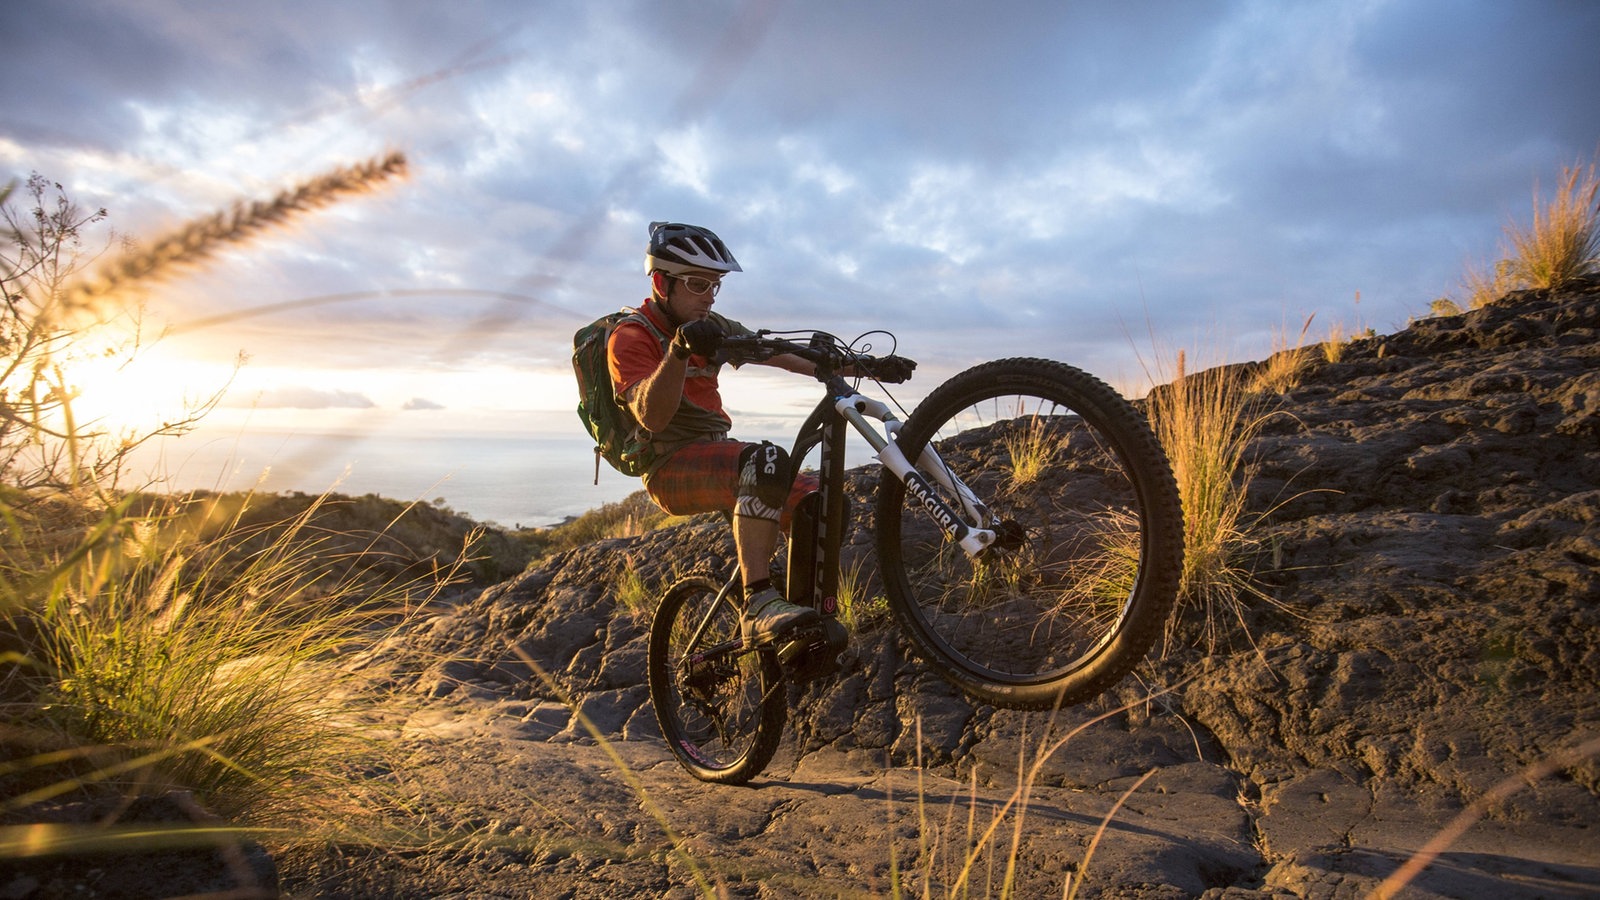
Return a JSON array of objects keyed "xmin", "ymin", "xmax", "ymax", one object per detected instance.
[{"xmin": 58, "ymin": 330, "xmax": 591, "ymax": 443}]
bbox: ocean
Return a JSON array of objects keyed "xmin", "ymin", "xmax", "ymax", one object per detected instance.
[
  {"xmin": 128, "ymin": 425, "xmax": 883, "ymax": 529},
  {"xmin": 128, "ymin": 429, "xmax": 645, "ymax": 529}
]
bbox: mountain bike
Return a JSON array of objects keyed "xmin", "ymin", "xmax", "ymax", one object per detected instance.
[{"xmin": 647, "ymin": 330, "xmax": 1184, "ymax": 784}]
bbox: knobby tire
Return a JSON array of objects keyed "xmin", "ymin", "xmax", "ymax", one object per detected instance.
[
  {"xmin": 877, "ymin": 358, "xmax": 1184, "ymax": 710},
  {"xmin": 648, "ymin": 575, "xmax": 787, "ymax": 784}
]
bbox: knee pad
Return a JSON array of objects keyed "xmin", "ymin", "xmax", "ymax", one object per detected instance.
[{"xmin": 735, "ymin": 441, "xmax": 789, "ymax": 522}]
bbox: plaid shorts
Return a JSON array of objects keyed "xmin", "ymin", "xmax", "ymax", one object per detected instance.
[{"xmin": 643, "ymin": 439, "xmax": 819, "ymax": 531}]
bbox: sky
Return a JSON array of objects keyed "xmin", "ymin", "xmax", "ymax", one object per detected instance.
[{"xmin": 3, "ymin": 0, "xmax": 1599, "ymax": 512}]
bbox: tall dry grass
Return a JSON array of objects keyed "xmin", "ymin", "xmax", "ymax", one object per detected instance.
[
  {"xmin": 1457, "ymin": 258, "xmax": 1517, "ymax": 312},
  {"xmin": 1446, "ymin": 154, "xmax": 1600, "ymax": 311},
  {"xmin": 1371, "ymin": 734, "xmax": 1600, "ymax": 900},
  {"xmin": 833, "ymin": 556, "xmax": 888, "ymax": 632},
  {"xmin": 1249, "ymin": 313, "xmax": 1315, "ymax": 394},
  {"xmin": 1001, "ymin": 414, "xmax": 1056, "ymax": 485},
  {"xmin": 3, "ymin": 159, "xmax": 437, "ymax": 852},
  {"xmin": 61, "ymin": 151, "xmax": 407, "ymax": 312},
  {"xmin": 1143, "ymin": 349, "xmax": 1281, "ymax": 651},
  {"xmin": 1504, "ymin": 159, "xmax": 1600, "ymax": 292},
  {"xmin": 4, "ymin": 491, "xmax": 450, "ymax": 825},
  {"xmin": 881, "ymin": 691, "xmax": 1181, "ymax": 899}
]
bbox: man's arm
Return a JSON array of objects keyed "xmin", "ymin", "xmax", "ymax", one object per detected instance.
[
  {"xmin": 757, "ymin": 353, "xmax": 817, "ymax": 377},
  {"xmin": 625, "ymin": 350, "xmax": 689, "ymax": 434},
  {"xmin": 756, "ymin": 353, "xmax": 915, "ymax": 383},
  {"xmin": 617, "ymin": 318, "xmax": 726, "ymax": 434}
]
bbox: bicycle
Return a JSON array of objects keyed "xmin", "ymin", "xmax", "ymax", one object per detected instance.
[{"xmin": 646, "ymin": 330, "xmax": 1184, "ymax": 784}]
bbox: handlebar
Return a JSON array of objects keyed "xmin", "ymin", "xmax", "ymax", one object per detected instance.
[{"xmin": 718, "ymin": 331, "xmax": 853, "ymax": 372}]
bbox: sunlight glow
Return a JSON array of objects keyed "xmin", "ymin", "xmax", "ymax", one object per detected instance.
[{"xmin": 60, "ymin": 342, "xmax": 234, "ymax": 439}]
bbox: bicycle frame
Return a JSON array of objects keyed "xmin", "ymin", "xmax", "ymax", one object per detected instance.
[
  {"xmin": 683, "ymin": 336, "xmax": 999, "ymax": 671},
  {"xmin": 783, "ymin": 371, "xmax": 998, "ymax": 613}
]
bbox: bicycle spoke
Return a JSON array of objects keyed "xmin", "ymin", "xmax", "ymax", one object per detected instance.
[
  {"xmin": 879, "ymin": 359, "xmax": 1182, "ymax": 708},
  {"xmin": 649, "ymin": 576, "xmax": 787, "ymax": 783}
]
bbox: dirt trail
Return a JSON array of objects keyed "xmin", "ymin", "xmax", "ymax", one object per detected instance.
[{"xmin": 276, "ymin": 682, "xmax": 1596, "ymax": 898}]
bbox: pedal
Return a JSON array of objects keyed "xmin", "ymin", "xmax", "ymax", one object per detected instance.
[{"xmin": 778, "ymin": 617, "xmax": 849, "ymax": 682}]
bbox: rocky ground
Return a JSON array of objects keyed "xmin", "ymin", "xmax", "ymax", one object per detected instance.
[{"xmin": 8, "ymin": 284, "xmax": 1598, "ymax": 898}]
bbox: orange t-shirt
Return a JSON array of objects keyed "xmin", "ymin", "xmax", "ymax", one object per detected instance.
[
  {"xmin": 607, "ymin": 300, "xmax": 754, "ymax": 461},
  {"xmin": 608, "ymin": 300, "xmax": 730, "ymax": 423}
]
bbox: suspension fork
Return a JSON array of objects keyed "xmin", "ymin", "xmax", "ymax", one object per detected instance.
[
  {"xmin": 833, "ymin": 392, "xmax": 997, "ymax": 559},
  {"xmin": 894, "ymin": 422, "xmax": 991, "ymax": 525}
]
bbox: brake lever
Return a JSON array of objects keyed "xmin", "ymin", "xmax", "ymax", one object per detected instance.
[{"xmin": 807, "ymin": 333, "xmax": 849, "ymax": 375}]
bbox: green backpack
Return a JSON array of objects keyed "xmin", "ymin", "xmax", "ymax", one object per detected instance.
[{"xmin": 573, "ymin": 308, "xmax": 667, "ymax": 483}]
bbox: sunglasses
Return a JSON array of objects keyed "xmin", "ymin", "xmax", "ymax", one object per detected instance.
[{"xmin": 671, "ymin": 273, "xmax": 722, "ymax": 296}]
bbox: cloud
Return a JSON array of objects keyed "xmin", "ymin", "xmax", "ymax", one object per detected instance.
[
  {"xmin": 226, "ymin": 386, "xmax": 377, "ymax": 410},
  {"xmin": 5, "ymin": 0, "xmax": 1600, "ymax": 420},
  {"xmin": 402, "ymin": 397, "xmax": 446, "ymax": 410}
]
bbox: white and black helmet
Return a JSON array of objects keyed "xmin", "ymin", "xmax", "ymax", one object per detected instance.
[{"xmin": 645, "ymin": 221, "xmax": 742, "ymax": 275}]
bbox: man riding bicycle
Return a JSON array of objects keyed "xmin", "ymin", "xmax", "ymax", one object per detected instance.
[{"xmin": 608, "ymin": 222, "xmax": 913, "ymax": 648}]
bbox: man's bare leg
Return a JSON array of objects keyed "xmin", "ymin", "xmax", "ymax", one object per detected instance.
[
  {"xmin": 733, "ymin": 512, "xmax": 777, "ymax": 589},
  {"xmin": 733, "ymin": 512, "xmax": 817, "ymax": 645}
]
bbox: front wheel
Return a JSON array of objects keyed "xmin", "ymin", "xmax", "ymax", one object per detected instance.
[
  {"xmin": 648, "ymin": 575, "xmax": 787, "ymax": 784},
  {"xmin": 878, "ymin": 358, "xmax": 1184, "ymax": 710}
]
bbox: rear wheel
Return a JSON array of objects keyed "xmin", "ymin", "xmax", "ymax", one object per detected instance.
[
  {"xmin": 877, "ymin": 358, "xmax": 1184, "ymax": 710},
  {"xmin": 647, "ymin": 575, "xmax": 787, "ymax": 784}
]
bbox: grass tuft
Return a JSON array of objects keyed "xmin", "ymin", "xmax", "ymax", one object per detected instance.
[
  {"xmin": 1001, "ymin": 414, "xmax": 1057, "ymax": 486},
  {"xmin": 834, "ymin": 556, "xmax": 888, "ymax": 632},
  {"xmin": 1459, "ymin": 257, "xmax": 1518, "ymax": 311},
  {"xmin": 1505, "ymin": 159, "xmax": 1600, "ymax": 292},
  {"xmin": 1250, "ymin": 313, "xmax": 1315, "ymax": 394},
  {"xmin": 1142, "ymin": 348, "xmax": 1283, "ymax": 651},
  {"xmin": 3, "ymin": 491, "xmax": 451, "ymax": 823},
  {"xmin": 611, "ymin": 565, "xmax": 654, "ymax": 618},
  {"xmin": 1445, "ymin": 153, "xmax": 1600, "ymax": 310},
  {"xmin": 1321, "ymin": 319, "xmax": 1350, "ymax": 363}
]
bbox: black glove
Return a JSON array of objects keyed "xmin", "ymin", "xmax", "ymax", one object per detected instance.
[
  {"xmin": 861, "ymin": 354, "xmax": 917, "ymax": 384},
  {"xmin": 671, "ymin": 319, "xmax": 724, "ymax": 359}
]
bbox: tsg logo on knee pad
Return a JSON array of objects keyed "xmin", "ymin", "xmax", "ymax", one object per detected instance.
[{"xmin": 736, "ymin": 441, "xmax": 790, "ymax": 521}]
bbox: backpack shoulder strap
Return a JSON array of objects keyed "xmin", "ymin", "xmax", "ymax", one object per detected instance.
[
  {"xmin": 605, "ymin": 309, "xmax": 685, "ymax": 420},
  {"xmin": 615, "ymin": 308, "xmax": 716, "ymax": 378},
  {"xmin": 616, "ymin": 307, "xmax": 669, "ymax": 345}
]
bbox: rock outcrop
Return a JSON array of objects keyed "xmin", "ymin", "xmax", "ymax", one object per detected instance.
[{"xmin": 324, "ymin": 283, "xmax": 1600, "ymax": 897}]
